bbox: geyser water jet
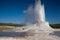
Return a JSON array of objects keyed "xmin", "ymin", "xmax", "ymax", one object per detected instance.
[
  {"xmin": 34, "ymin": 0, "xmax": 53, "ymax": 33},
  {"xmin": 13, "ymin": 0, "xmax": 53, "ymax": 33}
]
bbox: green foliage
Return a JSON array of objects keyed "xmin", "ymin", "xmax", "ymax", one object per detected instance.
[
  {"xmin": 0, "ymin": 23, "xmax": 25, "ymax": 27},
  {"xmin": 50, "ymin": 24, "xmax": 60, "ymax": 29},
  {"xmin": 0, "ymin": 23, "xmax": 60, "ymax": 28}
]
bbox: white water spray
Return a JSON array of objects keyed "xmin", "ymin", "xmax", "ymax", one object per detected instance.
[
  {"xmin": 13, "ymin": 0, "xmax": 53, "ymax": 33},
  {"xmin": 34, "ymin": 0, "xmax": 45, "ymax": 22},
  {"xmin": 33, "ymin": 0, "xmax": 53, "ymax": 33}
]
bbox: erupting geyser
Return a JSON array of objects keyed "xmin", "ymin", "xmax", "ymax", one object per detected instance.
[
  {"xmin": 13, "ymin": 0, "xmax": 54, "ymax": 33},
  {"xmin": 7, "ymin": 0, "xmax": 60, "ymax": 40},
  {"xmin": 34, "ymin": 0, "xmax": 53, "ymax": 33},
  {"xmin": 20, "ymin": 0, "xmax": 54, "ymax": 33}
]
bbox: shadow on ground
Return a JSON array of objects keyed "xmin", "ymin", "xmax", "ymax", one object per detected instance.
[
  {"xmin": 49, "ymin": 31, "xmax": 60, "ymax": 37},
  {"xmin": 0, "ymin": 31, "xmax": 60, "ymax": 37},
  {"xmin": 0, "ymin": 32, "xmax": 28, "ymax": 37}
]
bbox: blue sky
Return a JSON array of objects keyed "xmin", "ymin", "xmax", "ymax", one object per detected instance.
[{"xmin": 0, "ymin": 0, "xmax": 60, "ymax": 24}]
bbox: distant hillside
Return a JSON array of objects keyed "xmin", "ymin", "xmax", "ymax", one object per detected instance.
[
  {"xmin": 50, "ymin": 24, "xmax": 60, "ymax": 29},
  {"xmin": 0, "ymin": 23, "xmax": 60, "ymax": 28},
  {"xmin": 0, "ymin": 23, "xmax": 25, "ymax": 27}
]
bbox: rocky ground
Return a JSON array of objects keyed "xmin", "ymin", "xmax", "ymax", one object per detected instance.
[
  {"xmin": 0, "ymin": 35, "xmax": 59, "ymax": 40},
  {"xmin": 0, "ymin": 30, "xmax": 60, "ymax": 40}
]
